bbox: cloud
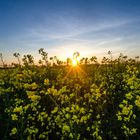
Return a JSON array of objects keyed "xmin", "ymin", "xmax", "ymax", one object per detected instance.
[{"xmin": 23, "ymin": 16, "xmax": 135, "ymax": 41}]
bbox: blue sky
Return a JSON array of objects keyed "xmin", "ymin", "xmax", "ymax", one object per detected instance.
[{"xmin": 0, "ymin": 0, "xmax": 140, "ymax": 63}]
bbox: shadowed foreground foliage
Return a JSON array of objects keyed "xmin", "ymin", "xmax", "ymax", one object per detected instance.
[{"xmin": 0, "ymin": 51, "xmax": 140, "ymax": 140}]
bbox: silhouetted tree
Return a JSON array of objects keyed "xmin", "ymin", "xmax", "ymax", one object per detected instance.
[
  {"xmin": 85, "ymin": 57, "xmax": 89, "ymax": 65},
  {"xmin": 22, "ymin": 54, "xmax": 34, "ymax": 66},
  {"xmin": 80, "ymin": 57, "xmax": 85, "ymax": 65},
  {"xmin": 73, "ymin": 52, "xmax": 80, "ymax": 60},
  {"xmin": 0, "ymin": 53, "xmax": 5, "ymax": 67},
  {"xmin": 38, "ymin": 48, "xmax": 48, "ymax": 66},
  {"xmin": 13, "ymin": 52, "xmax": 21, "ymax": 65},
  {"xmin": 38, "ymin": 59, "xmax": 43, "ymax": 66},
  {"xmin": 90, "ymin": 56, "xmax": 97, "ymax": 64},
  {"xmin": 108, "ymin": 51, "xmax": 113, "ymax": 63},
  {"xmin": 66, "ymin": 57, "xmax": 71, "ymax": 66},
  {"xmin": 50, "ymin": 57, "xmax": 54, "ymax": 66}
]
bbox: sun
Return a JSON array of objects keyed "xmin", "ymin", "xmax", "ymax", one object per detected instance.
[{"xmin": 72, "ymin": 59, "xmax": 78, "ymax": 66}]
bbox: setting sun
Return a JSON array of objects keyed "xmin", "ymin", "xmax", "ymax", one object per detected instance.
[{"xmin": 72, "ymin": 59, "xmax": 78, "ymax": 66}]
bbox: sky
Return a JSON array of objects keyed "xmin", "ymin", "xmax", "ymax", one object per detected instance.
[{"xmin": 0, "ymin": 0, "xmax": 140, "ymax": 64}]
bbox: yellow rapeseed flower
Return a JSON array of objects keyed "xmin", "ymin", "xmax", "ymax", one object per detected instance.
[
  {"xmin": 11, "ymin": 114, "xmax": 18, "ymax": 121},
  {"xmin": 44, "ymin": 79, "xmax": 49, "ymax": 86},
  {"xmin": 10, "ymin": 127, "xmax": 17, "ymax": 135},
  {"xmin": 13, "ymin": 106, "xmax": 22, "ymax": 113},
  {"xmin": 62, "ymin": 125, "xmax": 70, "ymax": 133},
  {"xmin": 29, "ymin": 95, "xmax": 41, "ymax": 101}
]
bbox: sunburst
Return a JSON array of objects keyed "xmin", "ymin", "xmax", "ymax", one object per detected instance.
[{"xmin": 72, "ymin": 59, "xmax": 78, "ymax": 66}]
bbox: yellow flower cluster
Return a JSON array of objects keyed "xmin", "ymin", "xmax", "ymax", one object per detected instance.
[
  {"xmin": 26, "ymin": 91, "xmax": 36, "ymax": 96},
  {"xmin": 47, "ymin": 87, "xmax": 58, "ymax": 96},
  {"xmin": 62, "ymin": 124, "xmax": 70, "ymax": 133},
  {"xmin": 125, "ymin": 92, "xmax": 133, "ymax": 100},
  {"xmin": 11, "ymin": 114, "xmax": 18, "ymax": 121},
  {"xmin": 24, "ymin": 82, "xmax": 38, "ymax": 90},
  {"xmin": 80, "ymin": 116, "xmax": 88, "ymax": 123},
  {"xmin": 28, "ymin": 95, "xmax": 41, "ymax": 102},
  {"xmin": 51, "ymin": 107, "xmax": 59, "ymax": 114},
  {"xmin": 122, "ymin": 105, "xmax": 133, "ymax": 116},
  {"xmin": 13, "ymin": 106, "xmax": 22, "ymax": 113},
  {"xmin": 10, "ymin": 127, "xmax": 17, "ymax": 135},
  {"xmin": 135, "ymin": 96, "xmax": 140, "ymax": 108},
  {"xmin": 44, "ymin": 79, "xmax": 49, "ymax": 86},
  {"xmin": 122, "ymin": 125, "xmax": 137, "ymax": 136},
  {"xmin": 16, "ymin": 74, "xmax": 23, "ymax": 80}
]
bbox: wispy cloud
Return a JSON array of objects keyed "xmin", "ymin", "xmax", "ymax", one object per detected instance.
[{"xmin": 19, "ymin": 16, "xmax": 135, "ymax": 41}]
